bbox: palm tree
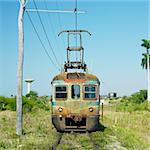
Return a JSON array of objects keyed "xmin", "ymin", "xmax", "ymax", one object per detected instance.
[
  {"xmin": 141, "ymin": 39, "xmax": 150, "ymax": 52},
  {"xmin": 141, "ymin": 53, "xmax": 150, "ymax": 69},
  {"xmin": 141, "ymin": 39, "xmax": 150, "ymax": 101}
]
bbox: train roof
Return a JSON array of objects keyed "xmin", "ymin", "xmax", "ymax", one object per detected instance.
[{"xmin": 52, "ymin": 72, "xmax": 100, "ymax": 82}]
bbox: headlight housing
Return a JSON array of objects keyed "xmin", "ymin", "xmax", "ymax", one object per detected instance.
[
  {"xmin": 58, "ymin": 107, "xmax": 63, "ymax": 112},
  {"xmin": 89, "ymin": 107, "xmax": 94, "ymax": 112}
]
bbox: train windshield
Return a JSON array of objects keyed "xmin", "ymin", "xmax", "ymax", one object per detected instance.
[
  {"xmin": 71, "ymin": 85, "xmax": 80, "ymax": 99},
  {"xmin": 84, "ymin": 85, "xmax": 97, "ymax": 99},
  {"xmin": 55, "ymin": 86, "xmax": 67, "ymax": 99}
]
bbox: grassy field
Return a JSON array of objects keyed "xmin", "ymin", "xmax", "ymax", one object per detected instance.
[
  {"xmin": 0, "ymin": 109, "xmax": 58, "ymax": 149},
  {"xmin": 0, "ymin": 102, "xmax": 150, "ymax": 149},
  {"xmin": 102, "ymin": 104, "xmax": 150, "ymax": 150}
]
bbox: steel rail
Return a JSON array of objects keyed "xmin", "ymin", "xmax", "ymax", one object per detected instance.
[
  {"xmin": 87, "ymin": 132, "xmax": 99, "ymax": 150},
  {"xmin": 52, "ymin": 132, "xmax": 63, "ymax": 150}
]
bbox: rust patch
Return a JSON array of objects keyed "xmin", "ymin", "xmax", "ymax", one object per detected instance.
[
  {"xmin": 54, "ymin": 106, "xmax": 99, "ymax": 117},
  {"xmin": 52, "ymin": 72, "xmax": 99, "ymax": 82}
]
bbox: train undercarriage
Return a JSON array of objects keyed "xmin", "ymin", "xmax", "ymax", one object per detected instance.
[{"xmin": 52, "ymin": 114, "xmax": 100, "ymax": 132}]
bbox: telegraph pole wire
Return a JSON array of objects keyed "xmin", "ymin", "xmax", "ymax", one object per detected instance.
[
  {"xmin": 43, "ymin": 0, "xmax": 64, "ymax": 64},
  {"xmin": 75, "ymin": 0, "xmax": 78, "ymax": 61},
  {"xmin": 55, "ymin": 0, "xmax": 66, "ymax": 51},
  {"xmin": 75, "ymin": 0, "xmax": 78, "ymax": 32},
  {"xmin": 32, "ymin": 0, "xmax": 61, "ymax": 69},
  {"xmin": 26, "ymin": 11, "xmax": 60, "ymax": 70}
]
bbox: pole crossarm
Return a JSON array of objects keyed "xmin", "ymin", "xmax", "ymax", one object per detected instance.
[{"xmin": 25, "ymin": 9, "xmax": 86, "ymax": 14}]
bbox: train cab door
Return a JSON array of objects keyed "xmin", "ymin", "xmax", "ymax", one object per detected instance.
[{"xmin": 69, "ymin": 83, "xmax": 82, "ymax": 114}]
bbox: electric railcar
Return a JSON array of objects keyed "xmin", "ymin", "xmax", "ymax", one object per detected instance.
[{"xmin": 51, "ymin": 72, "xmax": 100, "ymax": 132}]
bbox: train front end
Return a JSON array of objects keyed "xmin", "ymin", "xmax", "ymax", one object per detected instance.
[{"xmin": 51, "ymin": 72, "xmax": 100, "ymax": 132}]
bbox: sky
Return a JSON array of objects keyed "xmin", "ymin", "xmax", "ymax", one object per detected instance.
[{"xmin": 0, "ymin": 0, "xmax": 149, "ymax": 97}]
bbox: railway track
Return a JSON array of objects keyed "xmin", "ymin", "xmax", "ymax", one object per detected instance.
[
  {"xmin": 87, "ymin": 132, "xmax": 99, "ymax": 150},
  {"xmin": 52, "ymin": 131, "xmax": 100, "ymax": 150},
  {"xmin": 52, "ymin": 132, "xmax": 63, "ymax": 150}
]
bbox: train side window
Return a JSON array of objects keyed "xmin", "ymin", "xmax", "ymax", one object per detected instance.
[
  {"xmin": 71, "ymin": 85, "xmax": 80, "ymax": 99},
  {"xmin": 84, "ymin": 85, "xmax": 97, "ymax": 99},
  {"xmin": 55, "ymin": 86, "xmax": 67, "ymax": 99}
]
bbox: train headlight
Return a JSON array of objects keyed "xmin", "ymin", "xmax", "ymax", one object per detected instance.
[
  {"xmin": 59, "ymin": 115, "xmax": 63, "ymax": 121},
  {"xmin": 58, "ymin": 107, "xmax": 63, "ymax": 112},
  {"xmin": 89, "ymin": 107, "xmax": 94, "ymax": 112}
]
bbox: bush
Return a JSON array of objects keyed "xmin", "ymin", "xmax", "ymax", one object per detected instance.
[
  {"xmin": 26, "ymin": 91, "xmax": 38, "ymax": 100},
  {"xmin": 23, "ymin": 97, "xmax": 35, "ymax": 112},
  {"xmin": 130, "ymin": 90, "xmax": 147, "ymax": 104},
  {"xmin": 0, "ymin": 96, "xmax": 6, "ymax": 110},
  {"xmin": 5, "ymin": 98, "xmax": 16, "ymax": 111},
  {"xmin": 117, "ymin": 90, "xmax": 149, "ymax": 112},
  {"xmin": 23, "ymin": 96, "xmax": 50, "ymax": 112},
  {"xmin": 0, "ymin": 96, "xmax": 16, "ymax": 111},
  {"xmin": 0, "ymin": 95, "xmax": 50, "ymax": 112}
]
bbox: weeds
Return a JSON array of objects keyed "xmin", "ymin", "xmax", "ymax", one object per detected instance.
[
  {"xmin": 116, "ymin": 90, "xmax": 150, "ymax": 112},
  {"xmin": 102, "ymin": 104, "xmax": 150, "ymax": 150},
  {"xmin": 0, "ymin": 92, "xmax": 150, "ymax": 149},
  {"xmin": 0, "ymin": 110, "xmax": 57, "ymax": 150}
]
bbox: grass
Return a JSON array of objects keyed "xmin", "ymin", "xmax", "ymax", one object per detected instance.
[
  {"xmin": 0, "ymin": 109, "xmax": 58, "ymax": 150},
  {"xmin": 102, "ymin": 104, "xmax": 150, "ymax": 150},
  {"xmin": 0, "ymin": 108, "xmax": 120, "ymax": 150},
  {"xmin": 0, "ymin": 97, "xmax": 150, "ymax": 149}
]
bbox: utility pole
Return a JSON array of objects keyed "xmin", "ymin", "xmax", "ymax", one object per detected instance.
[{"xmin": 16, "ymin": 0, "xmax": 26, "ymax": 136}]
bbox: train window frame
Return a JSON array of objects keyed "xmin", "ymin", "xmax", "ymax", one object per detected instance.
[
  {"xmin": 83, "ymin": 85, "xmax": 98, "ymax": 100},
  {"xmin": 55, "ymin": 85, "xmax": 67, "ymax": 100},
  {"xmin": 71, "ymin": 84, "xmax": 80, "ymax": 100}
]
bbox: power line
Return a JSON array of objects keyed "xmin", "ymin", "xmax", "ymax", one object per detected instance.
[
  {"xmin": 55, "ymin": 0, "xmax": 63, "ymax": 31},
  {"xmin": 55, "ymin": 0, "xmax": 66, "ymax": 50},
  {"xmin": 32, "ymin": 0, "xmax": 61, "ymax": 68},
  {"xmin": 43, "ymin": 0, "xmax": 64, "ymax": 63},
  {"xmin": 75, "ymin": 0, "xmax": 78, "ymax": 31},
  {"xmin": 26, "ymin": 11, "xmax": 60, "ymax": 70},
  {"xmin": 75, "ymin": 0, "xmax": 78, "ymax": 61}
]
